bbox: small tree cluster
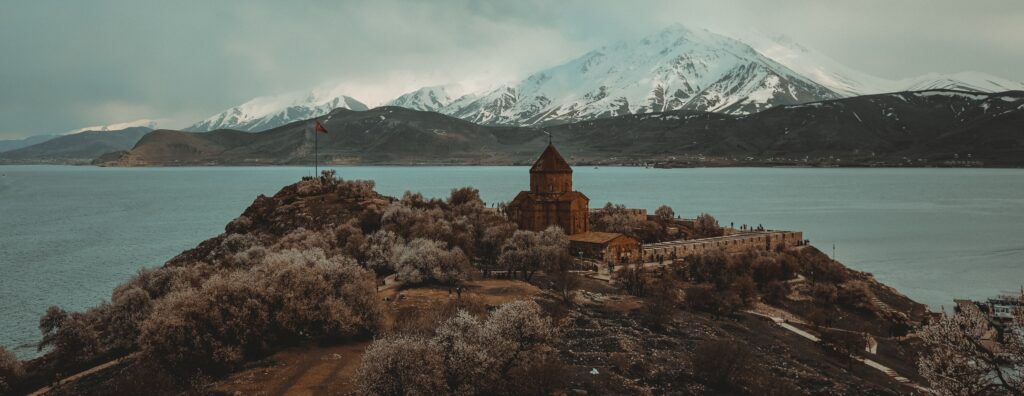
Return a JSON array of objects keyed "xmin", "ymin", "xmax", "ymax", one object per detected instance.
[
  {"xmin": 139, "ymin": 249, "xmax": 382, "ymax": 374},
  {"xmin": 357, "ymin": 300, "xmax": 564, "ymax": 395},
  {"xmin": 498, "ymin": 226, "xmax": 569, "ymax": 281},
  {"xmin": 590, "ymin": 202, "xmax": 667, "ymax": 242}
]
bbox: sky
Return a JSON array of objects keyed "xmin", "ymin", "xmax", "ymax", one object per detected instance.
[{"xmin": 1, "ymin": 0, "xmax": 1022, "ymax": 139}]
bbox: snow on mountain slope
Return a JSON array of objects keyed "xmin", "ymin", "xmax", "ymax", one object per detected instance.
[
  {"xmin": 432, "ymin": 24, "xmax": 839, "ymax": 125},
  {"xmin": 64, "ymin": 119, "xmax": 161, "ymax": 134},
  {"xmin": 186, "ymin": 85, "xmax": 368, "ymax": 132},
  {"xmin": 736, "ymin": 32, "xmax": 1024, "ymax": 96},
  {"xmin": 386, "ymin": 84, "xmax": 466, "ymax": 112},
  {"xmin": 898, "ymin": 71, "xmax": 1024, "ymax": 93}
]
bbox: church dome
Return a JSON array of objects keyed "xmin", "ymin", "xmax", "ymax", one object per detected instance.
[{"xmin": 529, "ymin": 143, "xmax": 572, "ymax": 173}]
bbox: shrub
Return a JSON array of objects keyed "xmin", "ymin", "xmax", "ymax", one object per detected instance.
[
  {"xmin": 357, "ymin": 300, "xmax": 560, "ymax": 395},
  {"xmin": 810, "ymin": 283, "xmax": 838, "ymax": 303},
  {"xmin": 762, "ymin": 280, "xmax": 790, "ymax": 305},
  {"xmin": 837, "ymin": 282, "xmax": 874, "ymax": 311},
  {"xmin": 139, "ymin": 249, "xmax": 382, "ymax": 374},
  {"xmin": 139, "ymin": 272, "xmax": 270, "ymax": 374},
  {"xmin": 448, "ymin": 186, "xmax": 483, "ymax": 208},
  {"xmin": 38, "ymin": 306, "xmax": 99, "ymax": 364},
  {"xmin": 260, "ymin": 250, "xmax": 382, "ymax": 339},
  {"xmin": 362, "ymin": 229, "xmax": 404, "ymax": 275},
  {"xmin": 356, "ymin": 334, "xmax": 447, "ymax": 396},
  {"xmin": 498, "ymin": 226, "xmax": 567, "ymax": 281},
  {"xmin": 643, "ymin": 274, "xmax": 679, "ymax": 330},
  {"xmin": 685, "ymin": 284, "xmax": 743, "ymax": 318},
  {"xmin": 693, "ymin": 213, "xmax": 724, "ymax": 238},
  {"xmin": 392, "ymin": 238, "xmax": 470, "ymax": 285},
  {"xmin": 731, "ymin": 275, "xmax": 758, "ymax": 306},
  {"xmin": 0, "ymin": 346, "xmax": 24, "ymax": 395},
  {"xmin": 692, "ymin": 339, "xmax": 753, "ymax": 387}
]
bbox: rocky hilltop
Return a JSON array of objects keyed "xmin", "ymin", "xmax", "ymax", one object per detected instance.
[{"xmin": 4, "ymin": 174, "xmax": 933, "ymax": 395}]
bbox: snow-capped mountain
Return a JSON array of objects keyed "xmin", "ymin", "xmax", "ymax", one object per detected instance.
[
  {"xmin": 182, "ymin": 24, "xmax": 1024, "ymax": 131},
  {"xmin": 386, "ymin": 84, "xmax": 466, "ymax": 112},
  {"xmin": 734, "ymin": 32, "xmax": 1024, "ymax": 96},
  {"xmin": 432, "ymin": 24, "xmax": 839, "ymax": 125},
  {"xmin": 186, "ymin": 86, "xmax": 368, "ymax": 132},
  {"xmin": 64, "ymin": 119, "xmax": 161, "ymax": 134}
]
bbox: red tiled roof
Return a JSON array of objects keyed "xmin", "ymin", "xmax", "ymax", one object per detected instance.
[{"xmin": 569, "ymin": 231, "xmax": 630, "ymax": 244}]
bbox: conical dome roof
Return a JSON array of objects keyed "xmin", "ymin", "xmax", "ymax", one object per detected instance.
[{"xmin": 529, "ymin": 143, "xmax": 572, "ymax": 173}]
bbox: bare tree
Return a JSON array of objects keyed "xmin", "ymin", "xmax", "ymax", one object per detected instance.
[{"xmin": 917, "ymin": 300, "xmax": 1024, "ymax": 395}]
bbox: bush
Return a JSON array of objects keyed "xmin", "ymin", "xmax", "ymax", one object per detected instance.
[
  {"xmin": 139, "ymin": 249, "xmax": 382, "ymax": 374},
  {"xmin": 837, "ymin": 282, "xmax": 874, "ymax": 311},
  {"xmin": 762, "ymin": 281, "xmax": 790, "ymax": 305},
  {"xmin": 693, "ymin": 213, "xmax": 724, "ymax": 238},
  {"xmin": 692, "ymin": 339, "xmax": 753, "ymax": 387},
  {"xmin": 684, "ymin": 284, "xmax": 743, "ymax": 318},
  {"xmin": 498, "ymin": 227, "xmax": 567, "ymax": 281},
  {"xmin": 392, "ymin": 238, "xmax": 470, "ymax": 285},
  {"xmin": 139, "ymin": 272, "xmax": 270, "ymax": 374},
  {"xmin": 357, "ymin": 300, "xmax": 560, "ymax": 395},
  {"xmin": 810, "ymin": 283, "xmax": 838, "ymax": 303},
  {"xmin": 357, "ymin": 334, "xmax": 447, "ymax": 396},
  {"xmin": 0, "ymin": 346, "xmax": 24, "ymax": 395},
  {"xmin": 38, "ymin": 306, "xmax": 99, "ymax": 364}
]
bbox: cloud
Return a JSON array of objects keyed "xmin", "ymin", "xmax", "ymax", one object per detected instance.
[{"xmin": 0, "ymin": 0, "xmax": 1021, "ymax": 139}]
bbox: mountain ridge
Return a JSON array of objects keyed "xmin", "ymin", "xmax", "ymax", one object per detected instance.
[{"xmin": 99, "ymin": 89, "xmax": 1024, "ymax": 167}]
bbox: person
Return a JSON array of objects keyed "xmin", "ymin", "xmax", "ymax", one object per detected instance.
[{"xmin": 456, "ymin": 286, "xmax": 463, "ymax": 299}]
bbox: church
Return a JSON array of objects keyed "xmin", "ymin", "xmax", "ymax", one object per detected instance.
[
  {"xmin": 505, "ymin": 142, "xmax": 642, "ymax": 263},
  {"xmin": 505, "ymin": 143, "xmax": 590, "ymax": 234}
]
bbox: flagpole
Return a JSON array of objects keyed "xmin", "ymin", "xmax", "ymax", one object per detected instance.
[{"xmin": 314, "ymin": 122, "xmax": 318, "ymax": 176}]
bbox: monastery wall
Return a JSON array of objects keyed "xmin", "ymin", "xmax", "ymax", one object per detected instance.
[{"xmin": 642, "ymin": 231, "xmax": 804, "ymax": 261}]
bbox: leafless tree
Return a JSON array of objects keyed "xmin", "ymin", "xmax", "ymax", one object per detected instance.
[{"xmin": 917, "ymin": 299, "xmax": 1024, "ymax": 395}]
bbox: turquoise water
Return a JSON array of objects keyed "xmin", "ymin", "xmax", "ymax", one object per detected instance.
[{"xmin": 2, "ymin": 165, "xmax": 1024, "ymax": 358}]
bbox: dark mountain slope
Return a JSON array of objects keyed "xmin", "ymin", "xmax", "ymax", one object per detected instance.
[{"xmin": 104, "ymin": 90, "xmax": 1024, "ymax": 167}]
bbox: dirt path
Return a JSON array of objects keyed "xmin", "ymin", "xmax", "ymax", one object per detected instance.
[
  {"xmin": 744, "ymin": 310, "xmax": 930, "ymax": 392},
  {"xmin": 27, "ymin": 353, "xmax": 138, "ymax": 396}
]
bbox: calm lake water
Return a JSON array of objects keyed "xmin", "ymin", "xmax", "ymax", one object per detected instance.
[{"xmin": 2, "ymin": 165, "xmax": 1024, "ymax": 358}]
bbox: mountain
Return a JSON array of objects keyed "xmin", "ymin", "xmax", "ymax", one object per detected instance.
[
  {"xmin": 0, "ymin": 134, "xmax": 57, "ymax": 153},
  {"xmin": 63, "ymin": 119, "xmax": 161, "ymax": 134},
  {"xmin": 435, "ymin": 25, "xmax": 840, "ymax": 125},
  {"xmin": 0, "ymin": 127, "xmax": 153, "ymax": 164},
  {"xmin": 111, "ymin": 107, "xmax": 524, "ymax": 166},
  {"xmin": 186, "ymin": 86, "xmax": 369, "ymax": 132},
  {"xmin": 735, "ymin": 32, "xmax": 1024, "ymax": 96},
  {"xmin": 103, "ymin": 90, "xmax": 1024, "ymax": 167},
  {"xmin": 386, "ymin": 85, "xmax": 464, "ymax": 112}
]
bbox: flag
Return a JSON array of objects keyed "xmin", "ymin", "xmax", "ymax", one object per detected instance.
[{"xmin": 314, "ymin": 120, "xmax": 328, "ymax": 134}]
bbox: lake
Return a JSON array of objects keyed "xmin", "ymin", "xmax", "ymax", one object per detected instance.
[{"xmin": 2, "ymin": 165, "xmax": 1024, "ymax": 358}]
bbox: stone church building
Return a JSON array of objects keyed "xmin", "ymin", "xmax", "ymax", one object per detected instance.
[{"xmin": 505, "ymin": 143, "xmax": 590, "ymax": 235}]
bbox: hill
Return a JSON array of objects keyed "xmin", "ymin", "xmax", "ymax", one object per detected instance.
[
  {"xmin": 103, "ymin": 90, "xmax": 1024, "ymax": 167},
  {"xmin": 0, "ymin": 127, "xmax": 152, "ymax": 164},
  {"xmin": 6, "ymin": 176, "xmax": 931, "ymax": 395},
  {"xmin": 0, "ymin": 135, "xmax": 57, "ymax": 153}
]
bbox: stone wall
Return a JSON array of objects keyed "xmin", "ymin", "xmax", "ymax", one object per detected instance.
[{"xmin": 642, "ymin": 231, "xmax": 804, "ymax": 261}]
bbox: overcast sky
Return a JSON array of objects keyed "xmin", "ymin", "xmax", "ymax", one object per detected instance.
[{"xmin": 1, "ymin": 0, "xmax": 1022, "ymax": 139}]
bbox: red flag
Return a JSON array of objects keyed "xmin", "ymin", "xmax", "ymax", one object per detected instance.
[{"xmin": 314, "ymin": 120, "xmax": 328, "ymax": 134}]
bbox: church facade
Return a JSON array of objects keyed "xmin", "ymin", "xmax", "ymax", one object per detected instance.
[{"xmin": 505, "ymin": 143, "xmax": 590, "ymax": 235}]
